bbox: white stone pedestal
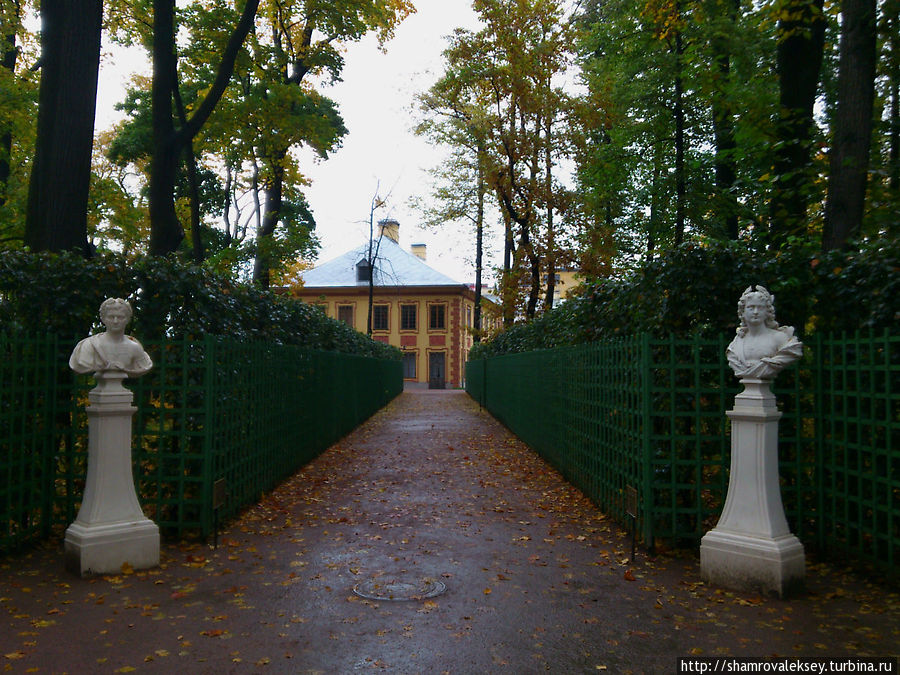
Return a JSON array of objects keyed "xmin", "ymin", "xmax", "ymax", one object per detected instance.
[
  {"xmin": 700, "ymin": 379, "xmax": 804, "ymax": 597},
  {"xmin": 65, "ymin": 372, "xmax": 159, "ymax": 576}
]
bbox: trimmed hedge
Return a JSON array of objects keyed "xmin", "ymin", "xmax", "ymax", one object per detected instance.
[
  {"xmin": 0, "ymin": 250, "xmax": 400, "ymax": 360},
  {"xmin": 473, "ymin": 237, "xmax": 899, "ymax": 358}
]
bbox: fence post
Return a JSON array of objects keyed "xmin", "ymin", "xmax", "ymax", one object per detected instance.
[
  {"xmin": 640, "ymin": 333, "xmax": 653, "ymax": 549},
  {"xmin": 813, "ymin": 333, "xmax": 824, "ymax": 552},
  {"xmin": 43, "ymin": 334, "xmax": 59, "ymax": 539},
  {"xmin": 482, "ymin": 358, "xmax": 487, "ymax": 408},
  {"xmin": 201, "ymin": 335, "xmax": 216, "ymax": 538}
]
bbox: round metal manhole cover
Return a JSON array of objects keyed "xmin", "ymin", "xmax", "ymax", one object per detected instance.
[{"xmin": 353, "ymin": 578, "xmax": 446, "ymax": 601}]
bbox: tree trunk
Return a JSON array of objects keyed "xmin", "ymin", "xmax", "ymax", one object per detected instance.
[
  {"xmin": 769, "ymin": 0, "xmax": 826, "ymax": 246},
  {"xmin": 251, "ymin": 23, "xmax": 315, "ymax": 279},
  {"xmin": 173, "ymin": 71, "xmax": 205, "ymax": 262},
  {"xmin": 500, "ymin": 193, "xmax": 515, "ymax": 327},
  {"xmin": 522, "ymin": 236, "xmax": 541, "ymax": 320},
  {"xmin": 891, "ymin": 3, "xmax": 900, "ymax": 196},
  {"xmin": 24, "ymin": 0, "xmax": 102, "ymax": 254},
  {"xmin": 882, "ymin": 0, "xmax": 900, "ymax": 198},
  {"xmin": 710, "ymin": 0, "xmax": 740, "ymax": 240},
  {"xmin": 648, "ymin": 145, "xmax": 663, "ymax": 254},
  {"xmin": 149, "ymin": 0, "xmax": 183, "ymax": 255},
  {"xmin": 149, "ymin": 0, "xmax": 259, "ymax": 256},
  {"xmin": 473, "ymin": 151, "xmax": 485, "ymax": 340},
  {"xmin": 543, "ymin": 113, "xmax": 556, "ymax": 311},
  {"xmin": 0, "ymin": 2, "xmax": 18, "ymax": 208},
  {"xmin": 673, "ymin": 26, "xmax": 686, "ymax": 246},
  {"xmin": 253, "ymin": 164, "xmax": 284, "ymax": 289},
  {"xmin": 823, "ymin": 0, "xmax": 877, "ymax": 250}
]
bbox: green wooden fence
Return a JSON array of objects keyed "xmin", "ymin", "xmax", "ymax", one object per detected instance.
[
  {"xmin": 467, "ymin": 331, "xmax": 898, "ymax": 575},
  {"xmin": 1, "ymin": 334, "xmax": 402, "ymax": 553}
]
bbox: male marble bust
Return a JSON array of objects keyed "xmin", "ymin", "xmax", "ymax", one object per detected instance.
[
  {"xmin": 725, "ymin": 285, "xmax": 803, "ymax": 380},
  {"xmin": 69, "ymin": 298, "xmax": 153, "ymax": 378}
]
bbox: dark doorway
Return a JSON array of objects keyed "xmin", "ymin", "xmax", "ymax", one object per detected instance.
[{"xmin": 428, "ymin": 352, "xmax": 446, "ymax": 389}]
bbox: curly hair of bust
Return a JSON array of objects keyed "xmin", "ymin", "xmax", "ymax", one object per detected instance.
[
  {"xmin": 98, "ymin": 298, "xmax": 133, "ymax": 320},
  {"xmin": 736, "ymin": 285, "xmax": 778, "ymax": 337}
]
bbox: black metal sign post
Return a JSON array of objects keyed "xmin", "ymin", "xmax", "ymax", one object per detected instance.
[
  {"xmin": 625, "ymin": 485, "xmax": 638, "ymax": 562},
  {"xmin": 213, "ymin": 478, "xmax": 227, "ymax": 549}
]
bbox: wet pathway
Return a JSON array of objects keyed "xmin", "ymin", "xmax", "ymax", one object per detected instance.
[{"xmin": 1, "ymin": 391, "xmax": 897, "ymax": 673}]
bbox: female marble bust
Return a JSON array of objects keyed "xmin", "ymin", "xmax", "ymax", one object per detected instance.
[
  {"xmin": 69, "ymin": 298, "xmax": 153, "ymax": 377},
  {"xmin": 726, "ymin": 285, "xmax": 802, "ymax": 380}
]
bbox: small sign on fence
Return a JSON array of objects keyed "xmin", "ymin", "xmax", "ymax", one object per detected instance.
[
  {"xmin": 625, "ymin": 485, "xmax": 637, "ymax": 518},
  {"xmin": 213, "ymin": 478, "xmax": 227, "ymax": 510}
]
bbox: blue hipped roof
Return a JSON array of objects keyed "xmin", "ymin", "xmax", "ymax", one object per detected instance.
[{"xmin": 300, "ymin": 237, "xmax": 465, "ymax": 289}]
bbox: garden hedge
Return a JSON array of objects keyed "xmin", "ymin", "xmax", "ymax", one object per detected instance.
[
  {"xmin": 0, "ymin": 250, "xmax": 399, "ymax": 360},
  {"xmin": 473, "ymin": 237, "xmax": 899, "ymax": 358}
]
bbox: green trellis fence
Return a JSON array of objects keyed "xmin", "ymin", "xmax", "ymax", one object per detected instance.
[
  {"xmin": 466, "ymin": 330, "xmax": 898, "ymax": 575},
  {"xmin": 1, "ymin": 333, "xmax": 402, "ymax": 554}
]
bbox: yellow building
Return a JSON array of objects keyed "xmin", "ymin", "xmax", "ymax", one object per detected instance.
[
  {"xmin": 543, "ymin": 267, "xmax": 581, "ymax": 307},
  {"xmin": 294, "ymin": 220, "xmax": 496, "ymax": 388}
]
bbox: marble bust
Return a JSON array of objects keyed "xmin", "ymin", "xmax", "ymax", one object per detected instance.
[
  {"xmin": 69, "ymin": 298, "xmax": 153, "ymax": 378},
  {"xmin": 725, "ymin": 285, "xmax": 802, "ymax": 380}
]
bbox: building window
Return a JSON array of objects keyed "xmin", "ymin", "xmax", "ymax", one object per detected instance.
[
  {"xmin": 402, "ymin": 352, "xmax": 417, "ymax": 379},
  {"xmin": 400, "ymin": 304, "xmax": 417, "ymax": 331},
  {"xmin": 372, "ymin": 305, "xmax": 389, "ymax": 331},
  {"xmin": 356, "ymin": 260, "xmax": 372, "ymax": 282},
  {"xmin": 429, "ymin": 304, "xmax": 446, "ymax": 330},
  {"xmin": 337, "ymin": 305, "xmax": 353, "ymax": 326}
]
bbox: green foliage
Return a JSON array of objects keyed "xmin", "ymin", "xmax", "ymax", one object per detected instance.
[
  {"xmin": 0, "ymin": 0, "xmax": 39, "ymax": 248},
  {"xmin": 472, "ymin": 236, "xmax": 900, "ymax": 357},
  {"xmin": 420, "ymin": 0, "xmax": 580, "ymax": 320},
  {"xmin": 572, "ymin": 0, "xmax": 894, "ymax": 257},
  {"xmin": 107, "ymin": 88, "xmax": 154, "ymax": 164},
  {"xmin": 0, "ymin": 249, "xmax": 399, "ymax": 360}
]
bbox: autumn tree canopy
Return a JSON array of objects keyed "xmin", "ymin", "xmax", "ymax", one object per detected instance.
[{"xmin": 1, "ymin": 0, "xmax": 895, "ymax": 310}]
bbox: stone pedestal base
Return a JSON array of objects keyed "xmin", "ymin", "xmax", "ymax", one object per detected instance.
[
  {"xmin": 700, "ymin": 379, "xmax": 805, "ymax": 597},
  {"xmin": 65, "ymin": 519, "xmax": 160, "ymax": 577},
  {"xmin": 64, "ymin": 371, "xmax": 160, "ymax": 577},
  {"xmin": 700, "ymin": 529, "xmax": 804, "ymax": 597}
]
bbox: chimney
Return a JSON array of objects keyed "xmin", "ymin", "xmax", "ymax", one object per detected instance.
[
  {"xmin": 378, "ymin": 218, "xmax": 400, "ymax": 244},
  {"xmin": 410, "ymin": 243, "xmax": 427, "ymax": 261}
]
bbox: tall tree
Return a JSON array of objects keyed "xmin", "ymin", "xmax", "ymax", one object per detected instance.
[
  {"xmin": 364, "ymin": 190, "xmax": 386, "ymax": 336},
  {"xmin": 888, "ymin": 0, "xmax": 900, "ymax": 199},
  {"xmin": 705, "ymin": 0, "xmax": 741, "ymax": 239},
  {"xmin": 571, "ymin": 1, "xmax": 632, "ymax": 273},
  {"xmin": 768, "ymin": 0, "xmax": 827, "ymax": 246},
  {"xmin": 236, "ymin": 0, "xmax": 415, "ymax": 286},
  {"xmin": 417, "ymin": 79, "xmax": 490, "ymax": 337},
  {"xmin": 477, "ymin": 0, "xmax": 575, "ymax": 319},
  {"xmin": 823, "ymin": 0, "xmax": 878, "ymax": 250},
  {"xmin": 148, "ymin": 0, "xmax": 259, "ymax": 256},
  {"xmin": 0, "ymin": 0, "xmax": 40, "ymax": 250},
  {"xmin": 575, "ymin": 0, "xmax": 724, "ymax": 258},
  {"xmin": 673, "ymin": 17, "xmax": 686, "ymax": 246},
  {"xmin": 419, "ymin": 0, "xmax": 577, "ymax": 321},
  {"xmin": 0, "ymin": 0, "xmax": 22, "ymax": 210},
  {"xmin": 24, "ymin": 0, "xmax": 102, "ymax": 254}
]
